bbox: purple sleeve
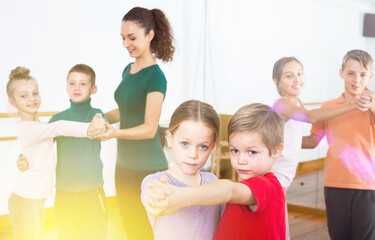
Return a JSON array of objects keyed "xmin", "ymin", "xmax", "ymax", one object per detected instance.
[{"xmin": 140, "ymin": 171, "xmax": 166, "ymax": 207}]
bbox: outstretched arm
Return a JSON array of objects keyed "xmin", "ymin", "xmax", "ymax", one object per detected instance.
[
  {"xmin": 274, "ymin": 98, "xmax": 356, "ymax": 124},
  {"xmin": 97, "ymin": 92, "xmax": 164, "ymax": 141},
  {"xmin": 104, "ymin": 109, "xmax": 120, "ymax": 124},
  {"xmin": 146, "ymin": 177, "xmax": 254, "ymax": 217}
]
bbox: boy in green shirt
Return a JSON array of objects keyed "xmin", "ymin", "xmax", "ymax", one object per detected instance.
[
  {"xmin": 19, "ymin": 64, "xmax": 108, "ymax": 240},
  {"xmin": 50, "ymin": 64, "xmax": 107, "ymax": 240}
]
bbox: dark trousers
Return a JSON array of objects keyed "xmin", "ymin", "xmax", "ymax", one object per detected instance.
[
  {"xmin": 54, "ymin": 187, "xmax": 107, "ymax": 240},
  {"xmin": 325, "ymin": 187, "xmax": 375, "ymax": 240},
  {"xmin": 115, "ymin": 165, "xmax": 160, "ymax": 240}
]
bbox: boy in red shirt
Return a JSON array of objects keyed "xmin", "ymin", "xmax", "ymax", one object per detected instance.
[{"xmin": 146, "ymin": 103, "xmax": 286, "ymax": 240}]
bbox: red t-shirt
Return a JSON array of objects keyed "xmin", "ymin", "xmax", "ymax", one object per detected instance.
[{"xmin": 213, "ymin": 172, "xmax": 285, "ymax": 240}]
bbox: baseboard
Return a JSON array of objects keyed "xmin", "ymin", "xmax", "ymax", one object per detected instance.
[
  {"xmin": 287, "ymin": 203, "xmax": 326, "ymax": 217},
  {"xmin": 295, "ymin": 158, "xmax": 325, "ymax": 177}
]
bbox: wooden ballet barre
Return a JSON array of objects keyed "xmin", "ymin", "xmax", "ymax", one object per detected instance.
[
  {"xmin": 0, "ymin": 136, "xmax": 17, "ymax": 141},
  {"xmin": 0, "ymin": 112, "xmax": 58, "ymax": 118},
  {"xmin": 303, "ymin": 102, "xmax": 322, "ymax": 106},
  {"xmin": 0, "ymin": 111, "xmax": 58, "ymax": 141}
]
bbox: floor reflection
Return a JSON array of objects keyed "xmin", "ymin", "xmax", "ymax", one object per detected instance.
[{"xmin": 287, "ymin": 170, "xmax": 325, "ymax": 210}]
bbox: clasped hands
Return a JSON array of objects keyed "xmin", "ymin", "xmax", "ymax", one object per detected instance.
[
  {"xmin": 145, "ymin": 176, "xmax": 182, "ymax": 217},
  {"xmin": 17, "ymin": 114, "xmax": 117, "ymax": 172},
  {"xmin": 356, "ymin": 87, "xmax": 375, "ymax": 111},
  {"xmin": 87, "ymin": 113, "xmax": 117, "ymax": 141}
]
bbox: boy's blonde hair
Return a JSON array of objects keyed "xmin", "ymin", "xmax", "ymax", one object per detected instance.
[
  {"xmin": 68, "ymin": 64, "xmax": 96, "ymax": 86},
  {"xmin": 168, "ymin": 100, "xmax": 220, "ymax": 143},
  {"xmin": 228, "ymin": 103, "xmax": 284, "ymax": 155},
  {"xmin": 342, "ymin": 49, "xmax": 373, "ymax": 71},
  {"xmin": 7, "ymin": 67, "xmax": 37, "ymax": 99}
]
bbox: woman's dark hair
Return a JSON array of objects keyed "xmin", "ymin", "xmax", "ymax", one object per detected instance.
[{"xmin": 123, "ymin": 7, "xmax": 175, "ymax": 62}]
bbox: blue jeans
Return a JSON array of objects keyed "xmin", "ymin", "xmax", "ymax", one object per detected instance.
[{"xmin": 8, "ymin": 193, "xmax": 46, "ymax": 240}]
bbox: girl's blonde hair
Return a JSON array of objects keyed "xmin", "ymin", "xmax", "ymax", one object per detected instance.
[
  {"xmin": 168, "ymin": 100, "xmax": 220, "ymax": 143},
  {"xmin": 272, "ymin": 57, "xmax": 303, "ymax": 96},
  {"xmin": 6, "ymin": 67, "xmax": 36, "ymax": 98}
]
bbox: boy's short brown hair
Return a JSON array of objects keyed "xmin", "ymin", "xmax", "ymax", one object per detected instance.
[
  {"xmin": 342, "ymin": 49, "xmax": 373, "ymax": 71},
  {"xmin": 228, "ymin": 103, "xmax": 284, "ymax": 155},
  {"xmin": 68, "ymin": 64, "xmax": 96, "ymax": 85}
]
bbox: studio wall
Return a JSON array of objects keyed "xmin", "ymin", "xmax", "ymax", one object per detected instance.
[{"xmin": 1, "ymin": 0, "xmax": 375, "ymax": 215}]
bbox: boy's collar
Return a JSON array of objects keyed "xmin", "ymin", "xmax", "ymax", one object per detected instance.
[
  {"xmin": 337, "ymin": 93, "xmax": 356, "ymax": 104},
  {"xmin": 70, "ymin": 98, "xmax": 92, "ymax": 112}
]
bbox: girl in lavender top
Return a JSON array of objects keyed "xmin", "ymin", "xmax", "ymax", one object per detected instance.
[{"xmin": 141, "ymin": 100, "xmax": 224, "ymax": 240}]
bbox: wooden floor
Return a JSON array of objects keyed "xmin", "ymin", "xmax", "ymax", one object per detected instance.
[
  {"xmin": 0, "ymin": 170, "xmax": 329, "ymax": 240},
  {"xmin": 0, "ymin": 203, "xmax": 127, "ymax": 240},
  {"xmin": 287, "ymin": 170, "xmax": 325, "ymax": 210},
  {"xmin": 289, "ymin": 208, "xmax": 329, "ymax": 239},
  {"xmin": 0, "ymin": 204, "xmax": 329, "ymax": 240}
]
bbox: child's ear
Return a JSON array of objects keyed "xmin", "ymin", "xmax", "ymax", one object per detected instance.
[
  {"xmin": 210, "ymin": 140, "xmax": 219, "ymax": 154},
  {"xmin": 90, "ymin": 85, "xmax": 97, "ymax": 95},
  {"xmin": 165, "ymin": 130, "xmax": 173, "ymax": 148},
  {"xmin": 369, "ymin": 72, "xmax": 374, "ymax": 82},
  {"xmin": 339, "ymin": 68, "xmax": 344, "ymax": 79},
  {"xmin": 273, "ymin": 78, "xmax": 278, "ymax": 86},
  {"xmin": 271, "ymin": 143, "xmax": 284, "ymax": 160},
  {"xmin": 9, "ymin": 97, "xmax": 16, "ymax": 107}
]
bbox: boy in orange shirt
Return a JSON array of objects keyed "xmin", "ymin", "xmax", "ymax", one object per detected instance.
[{"xmin": 303, "ymin": 49, "xmax": 375, "ymax": 240}]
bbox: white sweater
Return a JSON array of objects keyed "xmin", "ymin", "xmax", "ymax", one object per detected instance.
[
  {"xmin": 14, "ymin": 120, "xmax": 89, "ymax": 199},
  {"xmin": 272, "ymin": 117, "xmax": 305, "ymax": 189}
]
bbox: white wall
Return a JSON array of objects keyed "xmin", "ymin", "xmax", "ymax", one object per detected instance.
[{"xmin": 1, "ymin": 0, "xmax": 375, "ymax": 215}]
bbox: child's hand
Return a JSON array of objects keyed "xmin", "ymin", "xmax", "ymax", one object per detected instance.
[
  {"xmin": 356, "ymin": 87, "xmax": 374, "ymax": 112},
  {"xmin": 88, "ymin": 113, "xmax": 106, "ymax": 139},
  {"xmin": 16, "ymin": 156, "xmax": 29, "ymax": 172},
  {"xmin": 146, "ymin": 176, "xmax": 182, "ymax": 217},
  {"xmin": 96, "ymin": 122, "xmax": 117, "ymax": 141}
]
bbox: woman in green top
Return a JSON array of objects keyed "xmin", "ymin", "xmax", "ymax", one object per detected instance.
[{"xmin": 98, "ymin": 7, "xmax": 174, "ymax": 240}]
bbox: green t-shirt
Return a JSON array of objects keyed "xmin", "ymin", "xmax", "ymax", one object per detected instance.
[
  {"xmin": 114, "ymin": 63, "xmax": 168, "ymax": 170},
  {"xmin": 49, "ymin": 98, "xmax": 105, "ymax": 191}
]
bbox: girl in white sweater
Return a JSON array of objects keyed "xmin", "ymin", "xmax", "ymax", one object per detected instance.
[
  {"xmin": 6, "ymin": 67, "xmax": 104, "ymax": 240},
  {"xmin": 271, "ymin": 57, "xmax": 358, "ymax": 240}
]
